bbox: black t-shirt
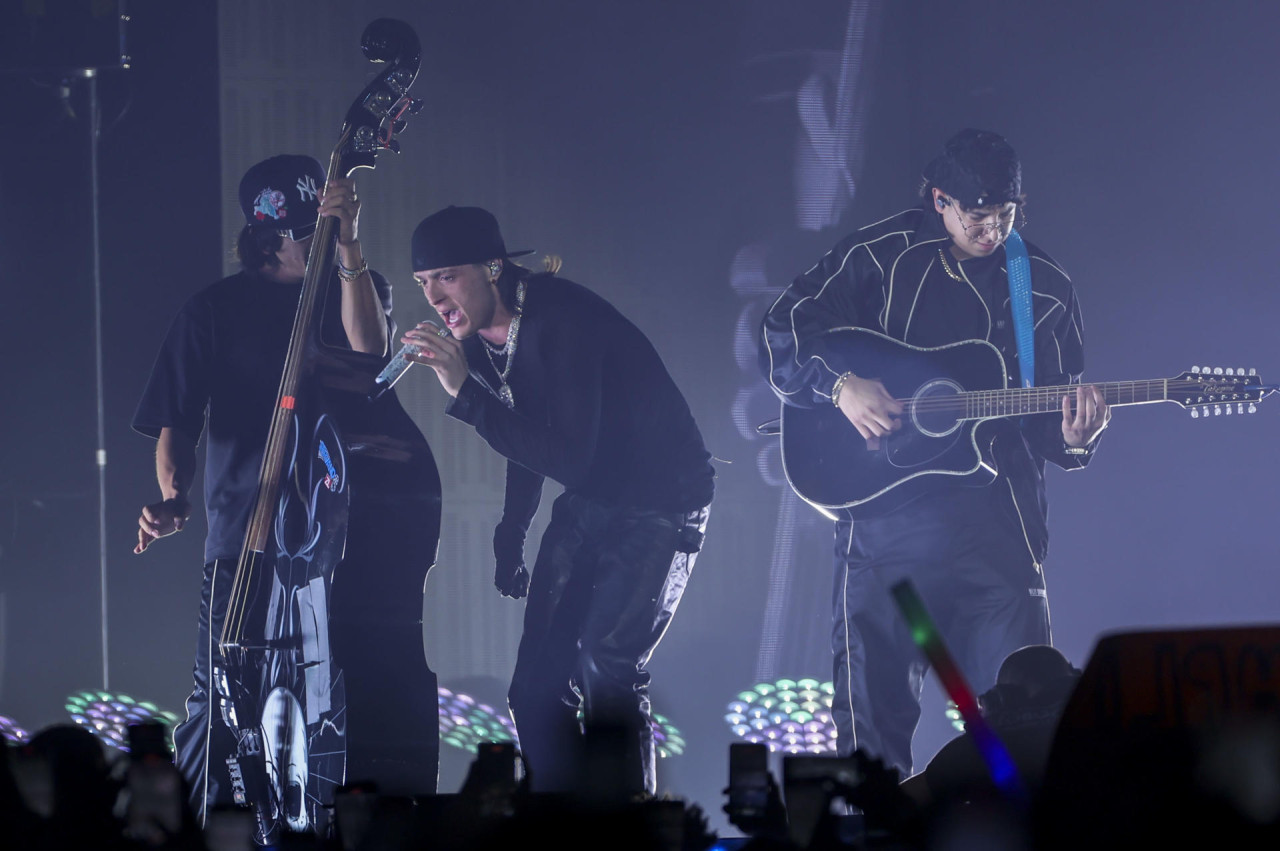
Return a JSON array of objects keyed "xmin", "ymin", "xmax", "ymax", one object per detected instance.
[
  {"xmin": 132, "ymin": 269, "xmax": 394, "ymax": 562},
  {"xmin": 446, "ymin": 274, "xmax": 715, "ymax": 529}
]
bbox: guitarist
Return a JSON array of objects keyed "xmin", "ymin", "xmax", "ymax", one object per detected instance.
[
  {"xmin": 760, "ymin": 129, "xmax": 1109, "ymax": 778},
  {"xmin": 130, "ymin": 155, "xmax": 397, "ymax": 823}
]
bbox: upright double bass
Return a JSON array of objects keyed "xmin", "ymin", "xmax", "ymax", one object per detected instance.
[{"xmin": 215, "ymin": 19, "xmax": 440, "ymax": 843}]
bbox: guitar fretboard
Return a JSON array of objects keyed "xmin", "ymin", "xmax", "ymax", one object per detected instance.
[
  {"xmin": 899, "ymin": 378, "xmax": 1256, "ymax": 420},
  {"xmin": 962, "ymin": 380, "xmax": 1168, "ymax": 419}
]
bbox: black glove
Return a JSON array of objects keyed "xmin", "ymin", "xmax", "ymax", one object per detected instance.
[{"xmin": 493, "ymin": 522, "xmax": 530, "ymax": 599}]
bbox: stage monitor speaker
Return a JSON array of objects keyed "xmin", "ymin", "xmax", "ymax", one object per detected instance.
[
  {"xmin": 0, "ymin": 1, "xmax": 129, "ymax": 74},
  {"xmin": 1037, "ymin": 626, "xmax": 1280, "ymax": 848},
  {"xmin": 1054, "ymin": 625, "xmax": 1280, "ymax": 735}
]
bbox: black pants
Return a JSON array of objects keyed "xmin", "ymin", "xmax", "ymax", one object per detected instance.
[
  {"xmin": 507, "ymin": 492, "xmax": 709, "ymax": 797},
  {"xmin": 172, "ymin": 559, "xmax": 239, "ymax": 825},
  {"xmin": 831, "ymin": 484, "xmax": 1050, "ymax": 777}
]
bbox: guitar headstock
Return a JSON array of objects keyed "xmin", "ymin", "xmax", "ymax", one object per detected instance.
[
  {"xmin": 336, "ymin": 19, "xmax": 425, "ymax": 176},
  {"xmin": 1173, "ymin": 366, "xmax": 1270, "ymax": 418}
]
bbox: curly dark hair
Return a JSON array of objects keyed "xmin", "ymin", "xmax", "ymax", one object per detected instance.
[{"xmin": 234, "ymin": 223, "xmax": 284, "ymax": 272}]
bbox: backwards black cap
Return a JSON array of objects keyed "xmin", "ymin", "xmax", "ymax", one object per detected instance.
[
  {"xmin": 922, "ymin": 128, "xmax": 1022, "ymax": 208},
  {"xmin": 411, "ymin": 205, "xmax": 534, "ymax": 272}
]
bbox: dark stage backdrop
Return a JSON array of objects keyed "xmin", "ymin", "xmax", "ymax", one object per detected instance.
[{"xmin": 1, "ymin": 0, "xmax": 1277, "ymax": 833}]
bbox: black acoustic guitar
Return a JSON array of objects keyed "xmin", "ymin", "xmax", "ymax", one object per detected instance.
[{"xmin": 778, "ymin": 327, "xmax": 1272, "ymax": 520}]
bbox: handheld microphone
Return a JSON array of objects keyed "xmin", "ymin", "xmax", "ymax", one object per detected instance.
[{"xmin": 370, "ymin": 321, "xmax": 449, "ymax": 400}]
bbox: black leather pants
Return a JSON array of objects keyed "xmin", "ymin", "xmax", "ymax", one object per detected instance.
[
  {"xmin": 171, "ymin": 559, "xmax": 239, "ymax": 825},
  {"xmin": 507, "ymin": 492, "xmax": 709, "ymax": 797},
  {"xmin": 831, "ymin": 485, "xmax": 1050, "ymax": 776}
]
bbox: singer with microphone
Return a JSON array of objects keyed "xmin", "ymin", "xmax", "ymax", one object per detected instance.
[{"xmin": 399, "ymin": 205, "xmax": 715, "ymax": 798}]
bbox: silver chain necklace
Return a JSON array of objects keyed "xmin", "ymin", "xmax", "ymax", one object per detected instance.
[{"xmin": 482, "ymin": 279, "xmax": 526, "ymax": 409}]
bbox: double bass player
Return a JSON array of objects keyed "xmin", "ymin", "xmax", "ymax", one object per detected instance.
[{"xmin": 132, "ymin": 154, "xmax": 439, "ymax": 824}]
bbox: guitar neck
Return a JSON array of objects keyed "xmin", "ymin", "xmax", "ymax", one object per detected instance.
[{"xmin": 957, "ymin": 379, "xmax": 1174, "ymax": 420}]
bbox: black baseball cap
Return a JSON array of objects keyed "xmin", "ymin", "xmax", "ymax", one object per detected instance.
[
  {"xmin": 411, "ymin": 205, "xmax": 534, "ymax": 272},
  {"xmin": 238, "ymin": 154, "xmax": 326, "ymax": 240},
  {"xmin": 922, "ymin": 129, "xmax": 1022, "ymax": 209}
]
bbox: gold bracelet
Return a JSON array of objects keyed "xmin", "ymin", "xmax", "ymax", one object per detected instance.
[
  {"xmin": 831, "ymin": 371, "xmax": 855, "ymax": 406},
  {"xmin": 337, "ymin": 257, "xmax": 368, "ymax": 283}
]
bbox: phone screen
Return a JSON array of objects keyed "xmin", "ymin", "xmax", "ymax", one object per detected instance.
[{"xmin": 727, "ymin": 742, "xmax": 770, "ymax": 816}]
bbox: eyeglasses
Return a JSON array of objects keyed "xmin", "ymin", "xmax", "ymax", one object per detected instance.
[
  {"xmin": 276, "ymin": 223, "xmax": 316, "ymax": 242},
  {"xmin": 943, "ymin": 196, "xmax": 1020, "ymax": 239}
]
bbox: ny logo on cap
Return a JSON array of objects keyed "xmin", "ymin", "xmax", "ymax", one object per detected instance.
[{"xmin": 296, "ymin": 175, "xmax": 319, "ymax": 202}]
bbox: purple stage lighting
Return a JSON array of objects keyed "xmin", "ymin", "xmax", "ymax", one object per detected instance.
[
  {"xmin": 65, "ymin": 691, "xmax": 180, "ymax": 752},
  {"xmin": 0, "ymin": 715, "xmax": 31, "ymax": 744},
  {"xmin": 725, "ymin": 677, "xmax": 836, "ymax": 754}
]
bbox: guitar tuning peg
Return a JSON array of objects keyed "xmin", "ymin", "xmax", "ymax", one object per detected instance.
[
  {"xmin": 1249, "ymin": 368, "xmax": 1257, "ymax": 376},
  {"xmin": 1225, "ymin": 368, "xmax": 1235, "ymax": 376},
  {"xmin": 1249, "ymin": 403, "xmax": 1258, "ymax": 413},
  {"xmin": 1203, "ymin": 406, "xmax": 1210, "ymax": 417},
  {"xmin": 1214, "ymin": 405, "xmax": 1222, "ymax": 415},
  {"xmin": 1213, "ymin": 367, "xmax": 1224, "ymax": 375},
  {"xmin": 1202, "ymin": 366, "xmax": 1211, "ymax": 374},
  {"xmin": 1190, "ymin": 408, "xmax": 1200, "ymax": 418},
  {"xmin": 1192, "ymin": 366, "xmax": 1201, "ymax": 374},
  {"xmin": 1236, "ymin": 367, "xmax": 1245, "ymax": 376},
  {"xmin": 1237, "ymin": 403, "xmax": 1244, "ymax": 414},
  {"xmin": 1225, "ymin": 404, "xmax": 1233, "ymax": 415}
]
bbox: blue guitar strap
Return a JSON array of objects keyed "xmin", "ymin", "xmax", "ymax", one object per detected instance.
[{"xmin": 1004, "ymin": 229, "xmax": 1034, "ymax": 388}]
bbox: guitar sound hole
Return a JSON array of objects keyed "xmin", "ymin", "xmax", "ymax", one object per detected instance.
[{"xmin": 910, "ymin": 379, "xmax": 964, "ymax": 437}]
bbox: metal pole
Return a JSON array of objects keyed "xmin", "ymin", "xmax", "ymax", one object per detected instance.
[{"xmin": 86, "ymin": 68, "xmax": 110, "ymax": 690}]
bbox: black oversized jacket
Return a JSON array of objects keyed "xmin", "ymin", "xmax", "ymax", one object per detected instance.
[{"xmin": 760, "ymin": 206, "xmax": 1098, "ymax": 563}]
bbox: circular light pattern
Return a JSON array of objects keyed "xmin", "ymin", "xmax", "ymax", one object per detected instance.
[
  {"xmin": 572, "ymin": 707, "xmax": 684, "ymax": 760},
  {"xmin": 651, "ymin": 713, "xmax": 685, "ymax": 758},
  {"xmin": 0, "ymin": 715, "xmax": 31, "ymax": 744},
  {"xmin": 438, "ymin": 686, "xmax": 519, "ymax": 754},
  {"xmin": 724, "ymin": 677, "xmax": 836, "ymax": 754},
  {"xmin": 65, "ymin": 691, "xmax": 180, "ymax": 752},
  {"xmin": 437, "ymin": 688, "xmax": 684, "ymax": 759}
]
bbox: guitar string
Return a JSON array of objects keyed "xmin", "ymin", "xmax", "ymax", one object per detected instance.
[{"xmin": 890, "ymin": 380, "xmax": 1242, "ymax": 417}]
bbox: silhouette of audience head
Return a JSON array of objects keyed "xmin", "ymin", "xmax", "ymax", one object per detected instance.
[{"xmin": 978, "ymin": 644, "xmax": 1082, "ymax": 728}]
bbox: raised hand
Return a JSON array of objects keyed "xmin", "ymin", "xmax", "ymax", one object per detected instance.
[{"xmin": 401, "ymin": 320, "xmax": 469, "ymax": 397}]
